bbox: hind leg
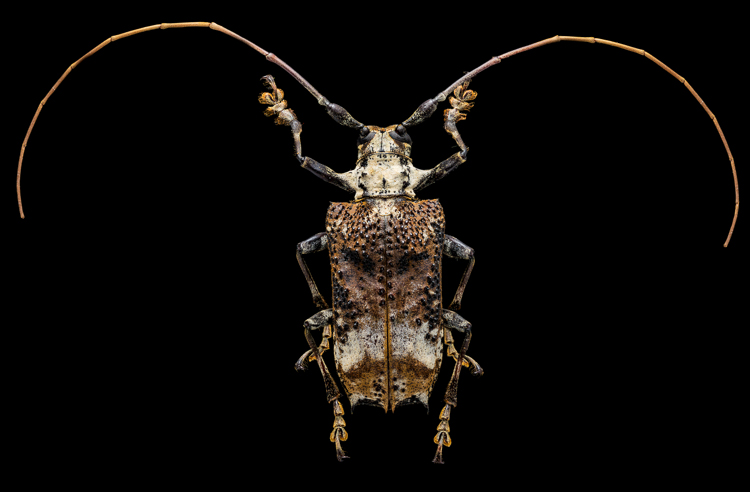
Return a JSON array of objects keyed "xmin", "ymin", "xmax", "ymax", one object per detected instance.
[
  {"xmin": 443, "ymin": 310, "xmax": 483, "ymax": 376},
  {"xmin": 295, "ymin": 308, "xmax": 349, "ymax": 461},
  {"xmin": 433, "ymin": 309, "xmax": 483, "ymax": 464},
  {"xmin": 294, "ymin": 310, "xmax": 334, "ymax": 370}
]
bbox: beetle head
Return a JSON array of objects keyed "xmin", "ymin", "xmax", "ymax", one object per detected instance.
[
  {"xmin": 356, "ymin": 124, "xmax": 413, "ymax": 158},
  {"xmin": 351, "ymin": 124, "xmax": 418, "ymax": 200}
]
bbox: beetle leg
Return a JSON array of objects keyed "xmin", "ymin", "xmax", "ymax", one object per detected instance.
[
  {"xmin": 442, "ymin": 79, "xmax": 476, "ymax": 156},
  {"xmin": 433, "ymin": 310, "xmax": 481, "ymax": 463},
  {"xmin": 297, "ymin": 232, "xmax": 330, "ymax": 309},
  {"xmin": 443, "ymin": 236, "xmax": 475, "ymax": 311},
  {"xmin": 294, "ymin": 323, "xmax": 331, "ymax": 370},
  {"xmin": 300, "ymin": 157, "xmax": 358, "ymax": 193},
  {"xmin": 446, "ymin": 330, "xmax": 482, "ymax": 376},
  {"xmin": 295, "ymin": 348, "xmax": 314, "ymax": 371},
  {"xmin": 296, "ymin": 309, "xmax": 349, "ymax": 460},
  {"xmin": 408, "ymin": 80, "xmax": 475, "ymax": 194},
  {"xmin": 433, "ymin": 403, "xmax": 453, "ymax": 464},
  {"xmin": 259, "ymin": 75, "xmax": 304, "ymax": 162},
  {"xmin": 443, "ymin": 310, "xmax": 483, "ymax": 376},
  {"xmin": 330, "ymin": 400, "xmax": 349, "ymax": 461},
  {"xmin": 411, "ymin": 152, "xmax": 468, "ymax": 193},
  {"xmin": 445, "ymin": 319, "xmax": 474, "ymax": 403},
  {"xmin": 444, "ymin": 326, "xmax": 469, "ymax": 369},
  {"xmin": 295, "ymin": 309, "xmax": 334, "ymax": 371},
  {"xmin": 301, "ymin": 322, "xmax": 340, "ymax": 404}
]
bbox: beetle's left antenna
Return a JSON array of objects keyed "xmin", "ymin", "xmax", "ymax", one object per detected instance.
[{"xmin": 17, "ymin": 22, "xmax": 363, "ymax": 218}]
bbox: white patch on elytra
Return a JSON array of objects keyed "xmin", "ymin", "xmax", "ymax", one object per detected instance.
[
  {"xmin": 334, "ymin": 314, "xmax": 385, "ymax": 373},
  {"xmin": 391, "ymin": 321, "xmax": 441, "ymax": 368}
]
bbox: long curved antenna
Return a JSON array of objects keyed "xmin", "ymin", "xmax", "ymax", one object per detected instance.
[
  {"xmin": 403, "ymin": 35, "xmax": 739, "ymax": 247},
  {"xmin": 16, "ymin": 22, "xmax": 363, "ymax": 219}
]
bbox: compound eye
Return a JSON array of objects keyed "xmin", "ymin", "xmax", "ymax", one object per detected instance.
[
  {"xmin": 357, "ymin": 126, "xmax": 375, "ymax": 145},
  {"xmin": 389, "ymin": 125, "xmax": 412, "ymax": 145}
]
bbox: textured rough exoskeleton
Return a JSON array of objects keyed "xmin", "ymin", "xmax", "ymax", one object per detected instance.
[
  {"xmin": 326, "ymin": 199, "xmax": 446, "ymax": 411},
  {"xmin": 15, "ymin": 23, "xmax": 738, "ymax": 465},
  {"xmin": 290, "ymin": 98, "xmax": 480, "ymax": 463}
]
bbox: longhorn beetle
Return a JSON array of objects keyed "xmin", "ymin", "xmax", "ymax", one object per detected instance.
[{"xmin": 15, "ymin": 23, "xmax": 739, "ymax": 464}]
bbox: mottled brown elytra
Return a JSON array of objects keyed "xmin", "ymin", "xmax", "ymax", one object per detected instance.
[{"xmin": 16, "ymin": 23, "xmax": 738, "ymax": 463}]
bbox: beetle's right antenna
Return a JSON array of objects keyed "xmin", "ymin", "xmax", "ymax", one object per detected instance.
[
  {"xmin": 16, "ymin": 22, "xmax": 364, "ymax": 218},
  {"xmin": 401, "ymin": 36, "xmax": 739, "ymax": 247}
]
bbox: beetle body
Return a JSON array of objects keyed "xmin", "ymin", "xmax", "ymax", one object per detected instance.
[
  {"xmin": 327, "ymin": 198, "xmax": 445, "ymax": 411},
  {"xmin": 292, "ymin": 114, "xmax": 479, "ymax": 461},
  {"xmin": 317, "ymin": 125, "xmax": 453, "ymax": 410},
  {"xmin": 13, "ymin": 15, "xmax": 748, "ymax": 468}
]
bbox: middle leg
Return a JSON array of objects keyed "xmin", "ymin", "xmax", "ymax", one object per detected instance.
[
  {"xmin": 296, "ymin": 232, "xmax": 329, "ymax": 309},
  {"xmin": 443, "ymin": 235, "xmax": 475, "ymax": 311}
]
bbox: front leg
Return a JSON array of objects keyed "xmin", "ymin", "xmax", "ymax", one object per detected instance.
[
  {"xmin": 442, "ymin": 79, "xmax": 476, "ymax": 155},
  {"xmin": 258, "ymin": 75, "xmax": 360, "ymax": 193},
  {"xmin": 410, "ymin": 80, "xmax": 476, "ymax": 192},
  {"xmin": 258, "ymin": 75, "xmax": 304, "ymax": 162},
  {"xmin": 412, "ymin": 152, "xmax": 468, "ymax": 193}
]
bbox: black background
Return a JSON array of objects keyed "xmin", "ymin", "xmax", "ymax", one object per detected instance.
[{"xmin": 7, "ymin": 5, "xmax": 744, "ymax": 486}]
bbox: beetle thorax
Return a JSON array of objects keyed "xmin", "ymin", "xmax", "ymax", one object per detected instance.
[{"xmin": 353, "ymin": 125, "xmax": 416, "ymax": 201}]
